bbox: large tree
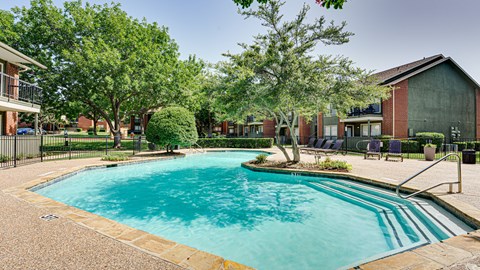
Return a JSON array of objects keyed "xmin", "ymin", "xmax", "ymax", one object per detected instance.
[
  {"xmin": 218, "ymin": 0, "xmax": 390, "ymax": 163},
  {"xmin": 4, "ymin": 0, "xmax": 202, "ymax": 147}
]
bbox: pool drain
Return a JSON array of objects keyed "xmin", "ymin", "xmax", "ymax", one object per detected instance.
[{"xmin": 40, "ymin": 214, "xmax": 59, "ymax": 221}]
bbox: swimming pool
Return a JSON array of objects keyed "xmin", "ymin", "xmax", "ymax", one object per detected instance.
[{"xmin": 35, "ymin": 151, "xmax": 472, "ymax": 269}]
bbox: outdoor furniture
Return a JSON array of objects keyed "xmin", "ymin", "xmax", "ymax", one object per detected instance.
[
  {"xmin": 303, "ymin": 139, "xmax": 326, "ymax": 155},
  {"xmin": 365, "ymin": 139, "xmax": 382, "ymax": 160},
  {"xmin": 385, "ymin": 140, "xmax": 403, "ymax": 162},
  {"xmin": 314, "ymin": 139, "xmax": 344, "ymax": 156},
  {"xmin": 300, "ymin": 137, "xmax": 316, "ymax": 154}
]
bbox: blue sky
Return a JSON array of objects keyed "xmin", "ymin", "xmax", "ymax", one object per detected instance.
[{"xmin": 1, "ymin": 0, "xmax": 479, "ymax": 82}]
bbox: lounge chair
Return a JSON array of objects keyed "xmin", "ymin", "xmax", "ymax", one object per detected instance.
[
  {"xmin": 364, "ymin": 139, "xmax": 382, "ymax": 160},
  {"xmin": 302, "ymin": 139, "xmax": 326, "ymax": 155},
  {"xmin": 314, "ymin": 139, "xmax": 344, "ymax": 156},
  {"xmin": 385, "ymin": 140, "xmax": 403, "ymax": 162},
  {"xmin": 300, "ymin": 137, "xmax": 316, "ymax": 154},
  {"xmin": 308, "ymin": 139, "xmax": 333, "ymax": 156}
]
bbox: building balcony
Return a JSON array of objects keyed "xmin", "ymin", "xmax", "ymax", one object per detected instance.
[{"xmin": 0, "ymin": 72, "xmax": 42, "ymax": 113}]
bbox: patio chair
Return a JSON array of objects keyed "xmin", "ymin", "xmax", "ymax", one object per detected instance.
[
  {"xmin": 364, "ymin": 139, "xmax": 382, "ymax": 160},
  {"xmin": 300, "ymin": 137, "xmax": 316, "ymax": 154},
  {"xmin": 385, "ymin": 140, "xmax": 403, "ymax": 162},
  {"xmin": 304, "ymin": 139, "xmax": 327, "ymax": 155},
  {"xmin": 314, "ymin": 139, "xmax": 344, "ymax": 156}
]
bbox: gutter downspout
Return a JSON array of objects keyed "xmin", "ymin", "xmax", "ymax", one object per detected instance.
[{"xmin": 392, "ymin": 88, "xmax": 395, "ymax": 137}]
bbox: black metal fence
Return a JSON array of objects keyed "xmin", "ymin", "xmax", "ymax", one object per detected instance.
[
  {"xmin": 0, "ymin": 135, "xmax": 146, "ymax": 169},
  {"xmin": 277, "ymin": 135, "xmax": 480, "ymax": 163}
]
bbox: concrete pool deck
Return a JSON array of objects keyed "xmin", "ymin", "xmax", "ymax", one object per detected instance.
[{"xmin": 1, "ymin": 148, "xmax": 479, "ymax": 269}]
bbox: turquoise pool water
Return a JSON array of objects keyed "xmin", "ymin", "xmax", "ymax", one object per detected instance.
[{"xmin": 35, "ymin": 151, "xmax": 471, "ymax": 270}]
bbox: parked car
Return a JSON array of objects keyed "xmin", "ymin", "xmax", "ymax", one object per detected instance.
[
  {"xmin": 26, "ymin": 128, "xmax": 47, "ymax": 135},
  {"xmin": 17, "ymin": 128, "xmax": 33, "ymax": 135}
]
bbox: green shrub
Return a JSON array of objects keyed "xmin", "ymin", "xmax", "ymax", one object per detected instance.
[
  {"xmin": 0, "ymin": 155, "xmax": 12, "ymax": 163},
  {"xmin": 101, "ymin": 153, "xmax": 130, "ymax": 161},
  {"xmin": 146, "ymin": 107, "xmax": 198, "ymax": 151},
  {"xmin": 317, "ymin": 157, "xmax": 352, "ymax": 172},
  {"xmin": 415, "ymin": 132, "xmax": 445, "ymax": 149},
  {"xmin": 76, "ymin": 128, "xmax": 83, "ymax": 132},
  {"xmin": 400, "ymin": 140, "xmax": 419, "ymax": 153},
  {"xmin": 453, "ymin": 142, "xmax": 467, "ymax": 151},
  {"xmin": 474, "ymin": 141, "xmax": 480, "ymax": 151},
  {"xmin": 424, "ymin": 143, "xmax": 437, "ymax": 148},
  {"xmin": 255, "ymin": 154, "xmax": 268, "ymax": 164},
  {"xmin": 374, "ymin": 135, "xmax": 393, "ymax": 152},
  {"xmin": 196, "ymin": 138, "xmax": 274, "ymax": 148}
]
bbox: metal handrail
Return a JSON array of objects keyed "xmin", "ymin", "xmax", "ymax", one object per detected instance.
[
  {"xmin": 396, "ymin": 153, "xmax": 462, "ymax": 199},
  {"xmin": 189, "ymin": 143, "xmax": 205, "ymax": 154}
]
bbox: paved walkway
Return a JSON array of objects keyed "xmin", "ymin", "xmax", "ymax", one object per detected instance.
[{"xmin": 1, "ymin": 149, "xmax": 480, "ymax": 269}]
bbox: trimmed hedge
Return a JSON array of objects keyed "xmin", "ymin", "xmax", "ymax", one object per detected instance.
[
  {"xmin": 197, "ymin": 138, "xmax": 273, "ymax": 148},
  {"xmin": 415, "ymin": 132, "xmax": 445, "ymax": 149},
  {"xmin": 400, "ymin": 140, "xmax": 419, "ymax": 153},
  {"xmin": 453, "ymin": 141, "xmax": 476, "ymax": 151}
]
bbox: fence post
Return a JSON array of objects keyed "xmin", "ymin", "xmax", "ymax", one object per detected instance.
[
  {"xmin": 68, "ymin": 137, "xmax": 72, "ymax": 160},
  {"xmin": 13, "ymin": 135, "xmax": 17, "ymax": 168},
  {"xmin": 40, "ymin": 135, "xmax": 44, "ymax": 162},
  {"xmin": 407, "ymin": 137, "xmax": 410, "ymax": 159},
  {"xmin": 105, "ymin": 136, "xmax": 108, "ymax": 155}
]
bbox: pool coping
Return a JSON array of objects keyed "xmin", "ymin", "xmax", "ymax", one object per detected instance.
[
  {"xmin": 4, "ymin": 154, "xmax": 254, "ymax": 270},
  {"xmin": 4, "ymin": 151, "xmax": 480, "ymax": 270},
  {"xmin": 241, "ymin": 162, "xmax": 480, "ymax": 270}
]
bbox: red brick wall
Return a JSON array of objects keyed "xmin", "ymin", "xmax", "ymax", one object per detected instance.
[
  {"xmin": 317, "ymin": 113, "xmax": 323, "ymax": 138},
  {"xmin": 382, "ymin": 80, "xmax": 409, "ymax": 138},
  {"xmin": 5, "ymin": 111, "xmax": 18, "ymax": 135},
  {"xmin": 221, "ymin": 121, "xmax": 228, "ymax": 135},
  {"xmin": 298, "ymin": 116, "xmax": 311, "ymax": 144},
  {"xmin": 263, "ymin": 119, "xmax": 276, "ymax": 138},
  {"xmin": 4, "ymin": 63, "xmax": 19, "ymax": 134},
  {"xmin": 476, "ymin": 89, "xmax": 480, "ymax": 139},
  {"xmin": 77, "ymin": 116, "xmax": 93, "ymax": 130},
  {"xmin": 337, "ymin": 121, "xmax": 345, "ymax": 138}
]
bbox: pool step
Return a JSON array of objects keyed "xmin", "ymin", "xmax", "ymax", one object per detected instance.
[
  {"xmin": 322, "ymin": 179, "xmax": 468, "ymax": 238},
  {"xmin": 308, "ymin": 182, "xmax": 418, "ymax": 250},
  {"xmin": 315, "ymin": 181, "xmax": 443, "ymax": 242}
]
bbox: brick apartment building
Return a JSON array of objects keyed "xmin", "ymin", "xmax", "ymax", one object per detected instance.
[
  {"xmin": 213, "ymin": 55, "xmax": 479, "ymax": 143},
  {"xmin": 0, "ymin": 42, "xmax": 45, "ymax": 135}
]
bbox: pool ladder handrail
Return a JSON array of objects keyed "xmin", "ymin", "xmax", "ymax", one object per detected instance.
[
  {"xmin": 189, "ymin": 143, "xmax": 205, "ymax": 154},
  {"xmin": 396, "ymin": 153, "xmax": 462, "ymax": 199}
]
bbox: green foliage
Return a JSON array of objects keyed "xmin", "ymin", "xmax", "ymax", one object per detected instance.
[
  {"xmin": 424, "ymin": 143, "xmax": 437, "ymax": 148},
  {"xmin": 217, "ymin": 0, "xmax": 390, "ymax": 163},
  {"xmin": 101, "ymin": 153, "xmax": 130, "ymax": 161},
  {"xmin": 416, "ymin": 132, "xmax": 445, "ymax": 149},
  {"xmin": 76, "ymin": 128, "xmax": 82, "ymax": 132},
  {"xmin": 3, "ymin": 1, "xmax": 203, "ymax": 147},
  {"xmin": 0, "ymin": 154, "xmax": 12, "ymax": 163},
  {"xmin": 233, "ymin": 0, "xmax": 346, "ymax": 9},
  {"xmin": 255, "ymin": 154, "xmax": 268, "ymax": 164},
  {"xmin": 400, "ymin": 140, "xmax": 419, "ymax": 153},
  {"xmin": 453, "ymin": 142, "xmax": 466, "ymax": 151},
  {"xmin": 146, "ymin": 107, "xmax": 198, "ymax": 150},
  {"xmin": 196, "ymin": 138, "xmax": 273, "ymax": 148},
  {"xmin": 317, "ymin": 157, "xmax": 352, "ymax": 171}
]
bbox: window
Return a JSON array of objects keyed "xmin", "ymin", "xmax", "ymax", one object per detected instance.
[
  {"xmin": 258, "ymin": 126, "xmax": 263, "ymax": 133},
  {"xmin": 361, "ymin": 123, "xmax": 381, "ymax": 137},
  {"xmin": 229, "ymin": 128, "xmax": 235, "ymax": 134},
  {"xmin": 325, "ymin": 104, "xmax": 336, "ymax": 117},
  {"xmin": 324, "ymin": 125, "xmax": 337, "ymax": 137}
]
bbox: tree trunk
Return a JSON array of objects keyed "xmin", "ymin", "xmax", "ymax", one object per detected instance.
[
  {"xmin": 273, "ymin": 114, "xmax": 291, "ymax": 162},
  {"xmin": 113, "ymin": 130, "xmax": 122, "ymax": 148},
  {"xmin": 207, "ymin": 111, "xmax": 213, "ymax": 138},
  {"xmin": 93, "ymin": 112, "xmax": 98, "ymax": 136}
]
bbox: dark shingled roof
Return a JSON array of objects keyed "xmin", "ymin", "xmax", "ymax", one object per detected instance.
[{"xmin": 373, "ymin": 54, "xmax": 445, "ymax": 84}]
